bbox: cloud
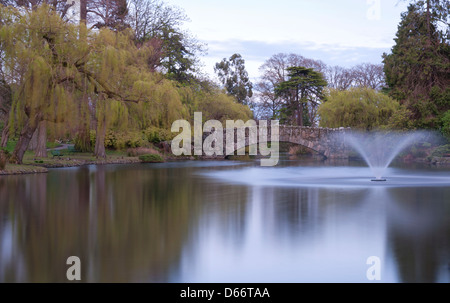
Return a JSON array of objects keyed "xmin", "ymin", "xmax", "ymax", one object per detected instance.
[{"xmin": 200, "ymin": 39, "xmax": 391, "ymax": 80}]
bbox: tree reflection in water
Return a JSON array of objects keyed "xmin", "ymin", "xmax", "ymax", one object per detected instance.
[{"xmin": 0, "ymin": 163, "xmax": 449, "ymax": 282}]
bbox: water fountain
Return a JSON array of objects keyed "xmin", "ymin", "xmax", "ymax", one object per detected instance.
[
  {"xmin": 202, "ymin": 130, "xmax": 449, "ymax": 189},
  {"xmin": 344, "ymin": 131, "xmax": 427, "ymax": 182}
]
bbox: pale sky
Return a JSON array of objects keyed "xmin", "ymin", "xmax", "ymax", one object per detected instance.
[{"xmin": 166, "ymin": 0, "xmax": 409, "ymax": 80}]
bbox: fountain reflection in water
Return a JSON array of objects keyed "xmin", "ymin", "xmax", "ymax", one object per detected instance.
[{"xmin": 345, "ymin": 131, "xmax": 430, "ymax": 181}]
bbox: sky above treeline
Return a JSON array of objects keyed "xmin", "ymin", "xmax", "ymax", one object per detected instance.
[{"xmin": 166, "ymin": 0, "xmax": 409, "ymax": 80}]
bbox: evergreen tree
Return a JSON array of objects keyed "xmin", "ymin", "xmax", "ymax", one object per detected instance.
[
  {"xmin": 214, "ymin": 54, "xmax": 253, "ymax": 105},
  {"xmin": 275, "ymin": 67, "xmax": 327, "ymax": 126},
  {"xmin": 383, "ymin": 2, "xmax": 450, "ymax": 128}
]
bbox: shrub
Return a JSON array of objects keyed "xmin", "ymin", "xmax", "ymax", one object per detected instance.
[
  {"xmin": 431, "ymin": 144, "xmax": 450, "ymax": 157},
  {"xmin": 144, "ymin": 127, "xmax": 174, "ymax": 144},
  {"xmin": 91, "ymin": 130, "xmax": 149, "ymax": 150},
  {"xmin": 127, "ymin": 147, "xmax": 159, "ymax": 157},
  {"xmin": 409, "ymin": 146, "xmax": 427, "ymax": 158},
  {"xmin": 441, "ymin": 110, "xmax": 450, "ymax": 140},
  {"xmin": 139, "ymin": 153, "xmax": 164, "ymax": 163}
]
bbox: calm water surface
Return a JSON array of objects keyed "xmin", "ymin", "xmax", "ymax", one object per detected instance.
[{"xmin": 0, "ymin": 159, "xmax": 449, "ymax": 282}]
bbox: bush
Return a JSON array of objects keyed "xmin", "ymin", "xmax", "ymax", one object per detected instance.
[
  {"xmin": 89, "ymin": 127, "xmax": 174, "ymax": 151},
  {"xmin": 144, "ymin": 127, "xmax": 174, "ymax": 144},
  {"xmin": 409, "ymin": 146, "xmax": 427, "ymax": 158},
  {"xmin": 441, "ymin": 110, "xmax": 450, "ymax": 140},
  {"xmin": 139, "ymin": 154, "xmax": 164, "ymax": 163},
  {"xmin": 431, "ymin": 144, "xmax": 450, "ymax": 157},
  {"xmin": 90, "ymin": 130, "xmax": 149, "ymax": 150},
  {"xmin": 127, "ymin": 147, "xmax": 159, "ymax": 157}
]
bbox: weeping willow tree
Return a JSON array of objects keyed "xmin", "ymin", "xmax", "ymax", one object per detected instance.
[
  {"xmin": 88, "ymin": 28, "xmax": 188, "ymax": 158},
  {"xmin": 319, "ymin": 87, "xmax": 402, "ymax": 130},
  {"xmin": 0, "ymin": 5, "xmax": 86, "ymax": 163},
  {"xmin": 0, "ymin": 4, "xmax": 186, "ymax": 163}
]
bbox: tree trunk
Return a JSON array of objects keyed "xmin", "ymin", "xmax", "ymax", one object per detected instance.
[
  {"xmin": 297, "ymin": 89, "xmax": 303, "ymax": 127},
  {"xmin": 426, "ymin": 0, "xmax": 431, "ymax": 43},
  {"xmin": 94, "ymin": 120, "xmax": 106, "ymax": 159},
  {"xmin": 28, "ymin": 128, "xmax": 38, "ymax": 151},
  {"xmin": 74, "ymin": 1, "xmax": 92, "ymax": 152},
  {"xmin": 35, "ymin": 120, "xmax": 48, "ymax": 158},
  {"xmin": 10, "ymin": 115, "xmax": 42, "ymax": 164},
  {"xmin": 80, "ymin": 0, "xmax": 87, "ymax": 23},
  {"xmin": 75, "ymin": 92, "xmax": 92, "ymax": 152},
  {"xmin": 0, "ymin": 119, "xmax": 9, "ymax": 148},
  {"xmin": 94, "ymin": 99, "xmax": 107, "ymax": 159}
]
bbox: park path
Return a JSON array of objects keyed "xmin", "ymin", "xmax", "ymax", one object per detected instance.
[{"xmin": 47, "ymin": 144, "xmax": 74, "ymax": 151}]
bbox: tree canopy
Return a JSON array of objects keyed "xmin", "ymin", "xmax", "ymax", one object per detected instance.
[
  {"xmin": 0, "ymin": 3, "xmax": 252, "ymax": 164},
  {"xmin": 214, "ymin": 53, "xmax": 253, "ymax": 105},
  {"xmin": 275, "ymin": 66, "xmax": 327, "ymax": 126},
  {"xmin": 319, "ymin": 87, "xmax": 405, "ymax": 130},
  {"xmin": 383, "ymin": 1, "xmax": 450, "ymax": 129}
]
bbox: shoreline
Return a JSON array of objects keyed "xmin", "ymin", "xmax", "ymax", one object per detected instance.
[
  {"xmin": 0, "ymin": 156, "xmax": 142, "ymax": 176},
  {"xmin": 1, "ymin": 154, "xmax": 449, "ymax": 176}
]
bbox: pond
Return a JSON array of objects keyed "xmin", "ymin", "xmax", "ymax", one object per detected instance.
[{"xmin": 0, "ymin": 158, "xmax": 449, "ymax": 282}]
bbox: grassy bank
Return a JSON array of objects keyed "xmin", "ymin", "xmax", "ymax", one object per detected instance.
[
  {"xmin": 0, "ymin": 164, "xmax": 48, "ymax": 175},
  {"xmin": 0, "ymin": 143, "xmax": 155, "ymax": 175}
]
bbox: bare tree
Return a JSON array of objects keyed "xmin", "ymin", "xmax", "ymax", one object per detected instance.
[
  {"xmin": 352, "ymin": 63, "xmax": 385, "ymax": 90},
  {"xmin": 128, "ymin": 0, "xmax": 188, "ymax": 43},
  {"xmin": 87, "ymin": 0, "xmax": 128, "ymax": 30},
  {"xmin": 325, "ymin": 65, "xmax": 355, "ymax": 91},
  {"xmin": 0, "ymin": 0, "xmax": 75, "ymax": 18}
]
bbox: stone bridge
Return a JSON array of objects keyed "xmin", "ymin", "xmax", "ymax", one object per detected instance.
[
  {"xmin": 276, "ymin": 125, "xmax": 350, "ymax": 159},
  {"xmin": 196, "ymin": 125, "xmax": 351, "ymax": 159}
]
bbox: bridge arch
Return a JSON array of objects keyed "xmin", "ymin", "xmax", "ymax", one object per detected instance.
[{"xmin": 216, "ymin": 126, "xmax": 351, "ymax": 159}]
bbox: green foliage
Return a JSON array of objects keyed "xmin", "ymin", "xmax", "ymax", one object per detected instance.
[
  {"xmin": 275, "ymin": 66, "xmax": 327, "ymax": 126},
  {"xmin": 89, "ymin": 127, "xmax": 175, "ymax": 150},
  {"xmin": 382, "ymin": 3, "xmax": 450, "ymax": 129},
  {"xmin": 430, "ymin": 144, "xmax": 450, "ymax": 157},
  {"xmin": 0, "ymin": 2, "xmax": 255, "ymax": 162},
  {"xmin": 214, "ymin": 54, "xmax": 253, "ymax": 104},
  {"xmin": 139, "ymin": 153, "xmax": 165, "ymax": 163},
  {"xmin": 104, "ymin": 130, "xmax": 145, "ymax": 150},
  {"xmin": 144, "ymin": 127, "xmax": 174, "ymax": 143},
  {"xmin": 197, "ymin": 91, "xmax": 254, "ymax": 123},
  {"xmin": 441, "ymin": 110, "xmax": 450, "ymax": 140},
  {"xmin": 46, "ymin": 142, "xmax": 61, "ymax": 149},
  {"xmin": 386, "ymin": 105, "xmax": 415, "ymax": 130},
  {"xmin": 319, "ymin": 87, "xmax": 401, "ymax": 130},
  {"xmin": 127, "ymin": 147, "xmax": 160, "ymax": 157},
  {"xmin": 3, "ymin": 140, "xmax": 16, "ymax": 153}
]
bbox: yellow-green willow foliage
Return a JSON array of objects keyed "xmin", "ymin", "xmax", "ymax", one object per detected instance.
[
  {"xmin": 89, "ymin": 29, "xmax": 188, "ymax": 156},
  {"xmin": 0, "ymin": 4, "xmax": 188, "ymax": 161},
  {"xmin": 0, "ymin": 5, "xmax": 91, "ymax": 162},
  {"xmin": 198, "ymin": 92, "xmax": 253, "ymax": 123},
  {"xmin": 1, "ymin": 4, "xmax": 253, "ymax": 161},
  {"xmin": 0, "ymin": 5, "xmax": 83, "ymax": 125},
  {"xmin": 178, "ymin": 85, "xmax": 253, "ymax": 123},
  {"xmin": 318, "ymin": 87, "xmax": 400, "ymax": 130}
]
